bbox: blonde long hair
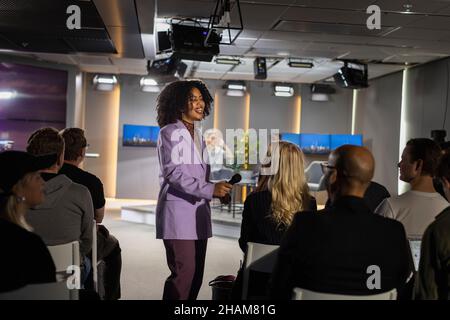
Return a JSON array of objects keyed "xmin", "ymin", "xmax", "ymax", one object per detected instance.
[
  {"xmin": 268, "ymin": 141, "xmax": 310, "ymax": 227},
  {"xmin": 0, "ymin": 174, "xmax": 33, "ymax": 230}
]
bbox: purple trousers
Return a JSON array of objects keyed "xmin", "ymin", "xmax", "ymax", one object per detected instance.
[{"xmin": 162, "ymin": 239, "xmax": 208, "ymax": 300}]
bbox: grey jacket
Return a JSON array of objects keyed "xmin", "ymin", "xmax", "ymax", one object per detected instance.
[{"xmin": 27, "ymin": 174, "xmax": 94, "ymax": 257}]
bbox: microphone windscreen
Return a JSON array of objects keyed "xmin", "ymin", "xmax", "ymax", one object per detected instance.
[{"xmin": 228, "ymin": 173, "xmax": 242, "ymax": 185}]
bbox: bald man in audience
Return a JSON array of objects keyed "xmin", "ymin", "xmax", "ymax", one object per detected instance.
[{"xmin": 271, "ymin": 145, "xmax": 414, "ymax": 299}]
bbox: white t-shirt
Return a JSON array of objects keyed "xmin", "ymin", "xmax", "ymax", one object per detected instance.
[{"xmin": 375, "ymin": 190, "xmax": 449, "ymax": 238}]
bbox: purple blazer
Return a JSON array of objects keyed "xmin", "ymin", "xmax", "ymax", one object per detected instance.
[{"xmin": 155, "ymin": 120, "xmax": 215, "ymax": 240}]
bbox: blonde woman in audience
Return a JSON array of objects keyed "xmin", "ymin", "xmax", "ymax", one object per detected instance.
[
  {"xmin": 239, "ymin": 141, "xmax": 316, "ymax": 252},
  {"xmin": 0, "ymin": 151, "xmax": 56, "ymax": 293},
  {"xmin": 232, "ymin": 142, "xmax": 316, "ymax": 299}
]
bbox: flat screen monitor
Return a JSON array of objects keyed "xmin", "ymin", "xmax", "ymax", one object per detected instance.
[
  {"xmin": 123, "ymin": 124, "xmax": 160, "ymax": 147},
  {"xmin": 280, "ymin": 133, "xmax": 300, "ymax": 146},
  {"xmin": 330, "ymin": 134, "xmax": 363, "ymax": 150},
  {"xmin": 299, "ymin": 133, "xmax": 331, "ymax": 154}
]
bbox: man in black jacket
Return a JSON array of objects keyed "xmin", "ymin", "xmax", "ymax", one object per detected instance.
[
  {"xmin": 415, "ymin": 152, "xmax": 450, "ymax": 300},
  {"xmin": 271, "ymin": 145, "xmax": 414, "ymax": 299}
]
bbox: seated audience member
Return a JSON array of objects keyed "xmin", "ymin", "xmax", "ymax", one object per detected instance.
[
  {"xmin": 25, "ymin": 128, "xmax": 94, "ymax": 268},
  {"xmin": 271, "ymin": 145, "xmax": 413, "ymax": 299},
  {"xmin": 60, "ymin": 128, "xmax": 122, "ymax": 300},
  {"xmin": 326, "ymin": 180, "xmax": 390, "ymax": 212},
  {"xmin": 0, "ymin": 151, "xmax": 56, "ymax": 292},
  {"xmin": 375, "ymin": 138, "xmax": 448, "ymax": 238},
  {"xmin": 239, "ymin": 141, "xmax": 316, "ymax": 251},
  {"xmin": 359, "ymin": 181, "xmax": 391, "ymax": 212},
  {"xmin": 434, "ymin": 141, "xmax": 450, "ymax": 200},
  {"xmin": 415, "ymin": 152, "xmax": 450, "ymax": 300},
  {"xmin": 233, "ymin": 142, "xmax": 316, "ymax": 299}
]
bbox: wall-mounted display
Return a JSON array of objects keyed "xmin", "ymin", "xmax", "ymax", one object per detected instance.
[
  {"xmin": 280, "ymin": 132, "xmax": 363, "ymax": 154},
  {"xmin": 123, "ymin": 124, "xmax": 160, "ymax": 147}
]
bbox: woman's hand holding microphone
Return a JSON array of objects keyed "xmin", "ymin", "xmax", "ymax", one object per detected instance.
[{"xmin": 212, "ymin": 174, "xmax": 242, "ymax": 204}]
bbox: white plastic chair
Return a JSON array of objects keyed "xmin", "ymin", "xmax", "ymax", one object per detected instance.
[
  {"xmin": 292, "ymin": 287, "xmax": 397, "ymax": 300},
  {"xmin": 242, "ymin": 242, "xmax": 279, "ymax": 300},
  {"xmin": 0, "ymin": 282, "xmax": 79, "ymax": 300},
  {"xmin": 47, "ymin": 241, "xmax": 80, "ymax": 282}
]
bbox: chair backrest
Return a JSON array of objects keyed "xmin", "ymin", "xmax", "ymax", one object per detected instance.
[
  {"xmin": 0, "ymin": 282, "xmax": 79, "ymax": 300},
  {"xmin": 242, "ymin": 242, "xmax": 279, "ymax": 300},
  {"xmin": 292, "ymin": 287, "xmax": 397, "ymax": 300},
  {"xmin": 92, "ymin": 221, "xmax": 99, "ymax": 294},
  {"xmin": 408, "ymin": 237, "xmax": 422, "ymax": 271},
  {"xmin": 47, "ymin": 241, "xmax": 80, "ymax": 275},
  {"xmin": 305, "ymin": 161, "xmax": 325, "ymax": 184}
]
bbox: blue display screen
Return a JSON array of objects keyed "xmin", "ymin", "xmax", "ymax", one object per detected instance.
[
  {"xmin": 280, "ymin": 133, "xmax": 300, "ymax": 146},
  {"xmin": 330, "ymin": 134, "xmax": 363, "ymax": 149},
  {"xmin": 300, "ymin": 133, "xmax": 331, "ymax": 154},
  {"xmin": 280, "ymin": 133, "xmax": 363, "ymax": 154},
  {"xmin": 123, "ymin": 124, "xmax": 160, "ymax": 147}
]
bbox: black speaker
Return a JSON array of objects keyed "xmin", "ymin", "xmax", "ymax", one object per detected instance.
[
  {"xmin": 334, "ymin": 62, "xmax": 368, "ymax": 89},
  {"xmin": 431, "ymin": 130, "xmax": 446, "ymax": 144},
  {"xmin": 254, "ymin": 57, "xmax": 267, "ymax": 80},
  {"xmin": 311, "ymin": 84, "xmax": 336, "ymax": 94}
]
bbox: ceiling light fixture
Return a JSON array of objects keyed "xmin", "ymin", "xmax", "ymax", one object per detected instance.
[
  {"xmin": 274, "ymin": 84, "xmax": 294, "ymax": 97},
  {"xmin": 93, "ymin": 75, "xmax": 118, "ymax": 91},
  {"xmin": 140, "ymin": 77, "xmax": 158, "ymax": 86},
  {"xmin": 224, "ymin": 81, "xmax": 246, "ymax": 96},
  {"xmin": 288, "ymin": 58, "xmax": 314, "ymax": 68},
  {"xmin": 140, "ymin": 77, "xmax": 160, "ymax": 93},
  {"xmin": 93, "ymin": 75, "xmax": 117, "ymax": 85},
  {"xmin": 215, "ymin": 57, "xmax": 241, "ymax": 65}
]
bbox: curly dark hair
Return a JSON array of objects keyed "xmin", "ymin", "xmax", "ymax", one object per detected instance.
[{"xmin": 156, "ymin": 80, "xmax": 213, "ymax": 127}]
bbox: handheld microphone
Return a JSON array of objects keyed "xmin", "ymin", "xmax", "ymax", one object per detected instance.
[
  {"xmin": 228, "ymin": 173, "xmax": 242, "ymax": 185},
  {"xmin": 220, "ymin": 174, "xmax": 242, "ymax": 205}
]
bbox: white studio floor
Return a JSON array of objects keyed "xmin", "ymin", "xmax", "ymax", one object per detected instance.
[{"xmin": 103, "ymin": 199, "xmax": 243, "ymax": 300}]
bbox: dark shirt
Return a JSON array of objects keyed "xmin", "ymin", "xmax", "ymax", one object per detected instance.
[
  {"xmin": 415, "ymin": 206, "xmax": 450, "ymax": 300},
  {"xmin": 238, "ymin": 190, "xmax": 317, "ymax": 252},
  {"xmin": 181, "ymin": 119, "xmax": 195, "ymax": 140},
  {"xmin": 326, "ymin": 181, "xmax": 390, "ymax": 212},
  {"xmin": 60, "ymin": 163, "xmax": 105, "ymax": 210},
  {"xmin": 271, "ymin": 196, "xmax": 414, "ymax": 300},
  {"xmin": 0, "ymin": 218, "xmax": 56, "ymax": 293}
]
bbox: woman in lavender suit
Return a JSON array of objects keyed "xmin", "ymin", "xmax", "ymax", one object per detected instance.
[{"xmin": 156, "ymin": 80, "xmax": 232, "ymax": 300}]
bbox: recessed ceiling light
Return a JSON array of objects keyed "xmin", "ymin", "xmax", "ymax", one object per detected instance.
[
  {"xmin": 93, "ymin": 75, "xmax": 117, "ymax": 85},
  {"xmin": 288, "ymin": 58, "xmax": 314, "ymax": 68},
  {"xmin": 140, "ymin": 77, "xmax": 158, "ymax": 86},
  {"xmin": 274, "ymin": 84, "xmax": 294, "ymax": 97},
  {"xmin": 225, "ymin": 81, "xmax": 246, "ymax": 91},
  {"xmin": 215, "ymin": 57, "xmax": 241, "ymax": 65}
]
